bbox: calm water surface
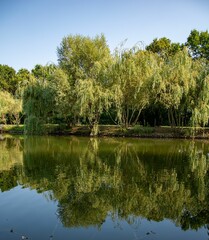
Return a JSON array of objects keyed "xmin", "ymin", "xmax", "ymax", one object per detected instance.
[{"xmin": 0, "ymin": 135, "xmax": 209, "ymax": 240}]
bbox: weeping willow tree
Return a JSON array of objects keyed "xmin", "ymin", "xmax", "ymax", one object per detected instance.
[
  {"xmin": 23, "ymin": 82, "xmax": 54, "ymax": 134},
  {"xmin": 57, "ymin": 34, "xmax": 113, "ymax": 136},
  {"xmin": 111, "ymin": 47, "xmax": 160, "ymax": 127},
  {"xmin": 23, "ymin": 64, "xmax": 58, "ymax": 134},
  {"xmin": 151, "ymin": 48, "xmax": 194, "ymax": 127},
  {"xmin": 189, "ymin": 59, "xmax": 209, "ymax": 129},
  {"xmin": 23, "ymin": 68, "xmax": 71, "ymax": 135}
]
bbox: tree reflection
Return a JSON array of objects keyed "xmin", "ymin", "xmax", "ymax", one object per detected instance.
[
  {"xmin": 0, "ymin": 136, "xmax": 209, "ymax": 231},
  {"xmin": 0, "ymin": 136, "xmax": 23, "ymax": 191}
]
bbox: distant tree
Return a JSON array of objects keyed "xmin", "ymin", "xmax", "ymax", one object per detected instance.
[
  {"xmin": 186, "ymin": 29, "xmax": 209, "ymax": 60},
  {"xmin": 146, "ymin": 37, "xmax": 182, "ymax": 58},
  {"xmin": 0, "ymin": 64, "xmax": 18, "ymax": 95},
  {"xmin": 31, "ymin": 64, "xmax": 57, "ymax": 81},
  {"xmin": 16, "ymin": 68, "xmax": 31, "ymax": 85},
  {"xmin": 16, "ymin": 68, "xmax": 34, "ymax": 98}
]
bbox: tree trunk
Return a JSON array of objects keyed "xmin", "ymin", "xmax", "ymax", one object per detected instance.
[
  {"xmin": 168, "ymin": 110, "xmax": 171, "ymax": 126},
  {"xmin": 90, "ymin": 122, "xmax": 99, "ymax": 136},
  {"xmin": 133, "ymin": 109, "xmax": 142, "ymax": 126},
  {"xmin": 168, "ymin": 108, "xmax": 176, "ymax": 127}
]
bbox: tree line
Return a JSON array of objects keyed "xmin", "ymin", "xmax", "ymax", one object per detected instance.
[{"xmin": 0, "ymin": 29, "xmax": 209, "ymax": 135}]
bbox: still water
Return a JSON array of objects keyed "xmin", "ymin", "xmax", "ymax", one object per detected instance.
[{"xmin": 0, "ymin": 135, "xmax": 209, "ymax": 240}]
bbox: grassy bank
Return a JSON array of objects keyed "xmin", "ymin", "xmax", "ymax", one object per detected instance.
[
  {"xmin": 0, "ymin": 124, "xmax": 24, "ymax": 134},
  {"xmin": 1, "ymin": 124, "xmax": 209, "ymax": 139}
]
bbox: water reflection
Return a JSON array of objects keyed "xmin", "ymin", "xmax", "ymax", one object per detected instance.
[
  {"xmin": 0, "ymin": 135, "xmax": 23, "ymax": 192},
  {"xmin": 0, "ymin": 136, "xmax": 209, "ymax": 233}
]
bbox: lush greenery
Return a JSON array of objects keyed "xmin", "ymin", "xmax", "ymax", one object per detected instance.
[
  {"xmin": 1, "ymin": 29, "xmax": 209, "ymax": 135},
  {"xmin": 1, "ymin": 136, "xmax": 209, "ymax": 231}
]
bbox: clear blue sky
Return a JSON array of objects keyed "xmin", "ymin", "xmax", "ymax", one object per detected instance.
[{"xmin": 0, "ymin": 0, "xmax": 209, "ymax": 71}]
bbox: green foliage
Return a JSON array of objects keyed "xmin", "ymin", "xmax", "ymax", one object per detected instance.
[
  {"xmin": 31, "ymin": 64, "xmax": 57, "ymax": 80},
  {"xmin": 75, "ymin": 78, "xmax": 112, "ymax": 135},
  {"xmin": 24, "ymin": 115, "xmax": 46, "ymax": 135},
  {"xmin": 190, "ymin": 60, "xmax": 209, "ymax": 127},
  {"xmin": 129, "ymin": 125, "xmax": 155, "ymax": 135},
  {"xmin": 48, "ymin": 68, "xmax": 72, "ymax": 122},
  {"xmin": 16, "ymin": 68, "xmax": 34, "ymax": 98},
  {"xmin": 112, "ymin": 47, "xmax": 160, "ymax": 127},
  {"xmin": 0, "ymin": 91, "xmax": 14, "ymax": 118},
  {"xmin": 57, "ymin": 34, "xmax": 111, "ymax": 83},
  {"xmin": 23, "ymin": 80, "xmax": 55, "ymax": 134},
  {"xmin": 0, "ymin": 64, "xmax": 18, "ymax": 95},
  {"xmin": 146, "ymin": 37, "xmax": 182, "ymax": 58},
  {"xmin": 1, "ymin": 124, "xmax": 24, "ymax": 133},
  {"xmin": 23, "ymin": 67, "xmax": 73, "ymax": 134},
  {"xmin": 151, "ymin": 48, "xmax": 195, "ymax": 126},
  {"xmin": 186, "ymin": 29, "xmax": 209, "ymax": 60}
]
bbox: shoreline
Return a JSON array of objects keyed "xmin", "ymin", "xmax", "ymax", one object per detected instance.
[{"xmin": 1, "ymin": 124, "xmax": 209, "ymax": 139}]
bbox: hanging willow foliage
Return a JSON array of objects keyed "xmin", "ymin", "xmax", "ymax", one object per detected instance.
[
  {"xmin": 48, "ymin": 68, "xmax": 72, "ymax": 122},
  {"xmin": 111, "ymin": 48, "xmax": 161, "ymax": 127},
  {"xmin": 23, "ymin": 81, "xmax": 54, "ymax": 134},
  {"xmin": 23, "ymin": 68, "xmax": 72, "ymax": 134},
  {"xmin": 151, "ymin": 48, "xmax": 194, "ymax": 126},
  {"xmin": 190, "ymin": 60, "xmax": 209, "ymax": 127},
  {"xmin": 75, "ymin": 78, "xmax": 112, "ymax": 135},
  {"xmin": 57, "ymin": 34, "xmax": 113, "ymax": 136}
]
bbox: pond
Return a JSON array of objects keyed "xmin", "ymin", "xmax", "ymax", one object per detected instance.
[{"xmin": 0, "ymin": 135, "xmax": 209, "ymax": 240}]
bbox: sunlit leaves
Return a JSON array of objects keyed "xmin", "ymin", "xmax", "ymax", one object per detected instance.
[
  {"xmin": 57, "ymin": 34, "xmax": 111, "ymax": 84},
  {"xmin": 190, "ymin": 60, "xmax": 209, "ymax": 127},
  {"xmin": 0, "ymin": 90, "xmax": 22, "ymax": 124},
  {"xmin": 154, "ymin": 48, "xmax": 193, "ymax": 108}
]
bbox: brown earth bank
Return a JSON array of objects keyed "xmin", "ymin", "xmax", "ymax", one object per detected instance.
[{"xmin": 1, "ymin": 124, "xmax": 209, "ymax": 139}]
